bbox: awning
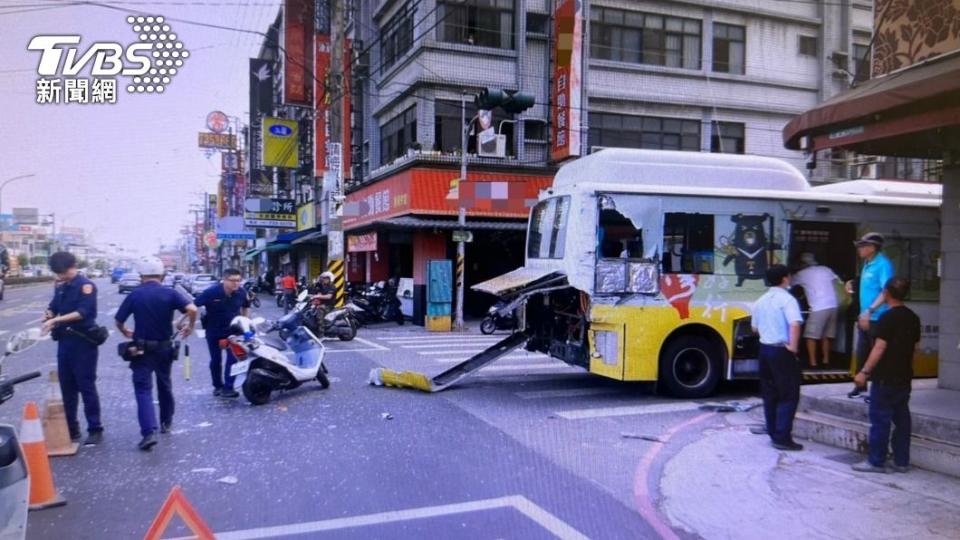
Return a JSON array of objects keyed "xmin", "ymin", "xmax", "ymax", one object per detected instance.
[
  {"xmin": 472, "ymin": 266, "xmax": 566, "ymax": 297},
  {"xmin": 243, "ymin": 247, "xmax": 265, "ymax": 261},
  {"xmin": 783, "ymin": 52, "xmax": 960, "ymax": 157},
  {"xmin": 275, "ymin": 229, "xmax": 315, "ymax": 243},
  {"xmin": 263, "ymin": 243, "xmax": 292, "ymax": 252},
  {"xmin": 292, "ymin": 230, "xmax": 325, "ymax": 245},
  {"xmin": 352, "ymin": 216, "xmax": 527, "ymax": 232}
]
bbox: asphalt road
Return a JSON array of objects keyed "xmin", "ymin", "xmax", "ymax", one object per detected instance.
[{"xmin": 0, "ymin": 280, "xmax": 754, "ymax": 539}]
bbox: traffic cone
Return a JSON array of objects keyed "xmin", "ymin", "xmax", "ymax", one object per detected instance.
[
  {"xmin": 42, "ymin": 371, "xmax": 79, "ymax": 457},
  {"xmin": 21, "ymin": 401, "xmax": 67, "ymax": 511}
]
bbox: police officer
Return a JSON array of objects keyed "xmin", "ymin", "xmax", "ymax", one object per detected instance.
[
  {"xmin": 42, "ymin": 251, "xmax": 104, "ymax": 446},
  {"xmin": 115, "ymin": 258, "xmax": 197, "ymax": 451},
  {"xmin": 194, "ymin": 268, "xmax": 250, "ymax": 398}
]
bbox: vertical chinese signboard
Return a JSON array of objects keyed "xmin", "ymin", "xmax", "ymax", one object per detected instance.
[
  {"xmin": 314, "ymin": 34, "xmax": 332, "ymax": 175},
  {"xmin": 283, "ymin": 0, "xmax": 314, "ymax": 105},
  {"xmin": 551, "ymin": 0, "xmax": 583, "ymax": 162}
]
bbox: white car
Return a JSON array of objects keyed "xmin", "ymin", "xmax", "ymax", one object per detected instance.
[{"xmin": 190, "ymin": 274, "xmax": 217, "ymax": 295}]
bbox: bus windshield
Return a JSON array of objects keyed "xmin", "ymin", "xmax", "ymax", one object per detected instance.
[{"xmin": 527, "ymin": 196, "xmax": 570, "ymax": 259}]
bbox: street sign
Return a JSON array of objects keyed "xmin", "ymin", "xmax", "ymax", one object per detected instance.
[
  {"xmin": 328, "ymin": 230, "xmax": 344, "ymax": 259},
  {"xmin": 206, "ymin": 111, "xmax": 229, "ymax": 133},
  {"xmin": 243, "ymin": 198, "xmax": 296, "ymax": 228},
  {"xmin": 204, "ymin": 231, "xmax": 218, "ymax": 248},
  {"xmin": 452, "ymin": 230, "xmax": 473, "ymax": 243},
  {"xmin": 198, "ymin": 132, "xmax": 237, "ymax": 150}
]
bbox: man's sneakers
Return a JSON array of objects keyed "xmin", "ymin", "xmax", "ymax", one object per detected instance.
[
  {"xmin": 138, "ymin": 432, "xmax": 158, "ymax": 451},
  {"xmin": 160, "ymin": 421, "xmax": 172, "ymax": 434},
  {"xmin": 851, "ymin": 460, "xmax": 888, "ymax": 473},
  {"xmin": 70, "ymin": 431, "xmax": 82, "ymax": 443},
  {"xmin": 213, "ymin": 388, "xmax": 223, "ymax": 397},
  {"xmin": 889, "ymin": 464, "xmax": 911, "ymax": 473},
  {"xmin": 220, "ymin": 389, "xmax": 240, "ymax": 398},
  {"xmin": 771, "ymin": 440, "xmax": 804, "ymax": 451},
  {"xmin": 83, "ymin": 431, "xmax": 103, "ymax": 447},
  {"xmin": 847, "ymin": 386, "xmax": 864, "ymax": 398}
]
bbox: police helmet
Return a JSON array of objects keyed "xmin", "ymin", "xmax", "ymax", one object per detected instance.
[
  {"xmin": 229, "ymin": 316, "xmax": 254, "ymax": 337},
  {"xmin": 136, "ymin": 257, "xmax": 165, "ymax": 277},
  {"xmin": 320, "ymin": 271, "xmax": 334, "ymax": 281}
]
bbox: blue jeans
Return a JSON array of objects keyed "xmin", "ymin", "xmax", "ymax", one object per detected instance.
[
  {"xmin": 57, "ymin": 336, "xmax": 103, "ymax": 435},
  {"xmin": 131, "ymin": 351, "xmax": 174, "ymax": 436},
  {"xmin": 759, "ymin": 345, "xmax": 802, "ymax": 444},
  {"xmin": 868, "ymin": 383, "xmax": 912, "ymax": 467},
  {"xmin": 206, "ymin": 335, "xmax": 237, "ymax": 390}
]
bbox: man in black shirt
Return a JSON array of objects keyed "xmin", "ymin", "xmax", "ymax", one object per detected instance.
[{"xmin": 851, "ymin": 277, "xmax": 920, "ymax": 474}]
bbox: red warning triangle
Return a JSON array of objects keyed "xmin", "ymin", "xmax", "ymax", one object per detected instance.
[{"xmin": 143, "ymin": 485, "xmax": 215, "ymax": 540}]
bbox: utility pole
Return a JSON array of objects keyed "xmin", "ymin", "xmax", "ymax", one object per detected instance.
[{"xmin": 325, "ymin": 0, "xmax": 347, "ymax": 308}]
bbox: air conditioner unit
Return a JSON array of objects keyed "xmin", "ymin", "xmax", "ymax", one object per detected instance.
[{"xmin": 478, "ymin": 132, "xmax": 506, "ymax": 158}]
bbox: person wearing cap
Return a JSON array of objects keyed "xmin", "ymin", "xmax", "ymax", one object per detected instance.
[
  {"xmin": 312, "ymin": 271, "xmax": 337, "ymax": 314},
  {"xmin": 846, "ymin": 233, "xmax": 895, "ymax": 397},
  {"xmin": 42, "ymin": 251, "xmax": 104, "ymax": 446},
  {"xmin": 751, "ymin": 264, "xmax": 804, "ymax": 451},
  {"xmin": 115, "ymin": 258, "xmax": 197, "ymax": 451},
  {"xmin": 791, "ymin": 253, "xmax": 842, "ymax": 368}
]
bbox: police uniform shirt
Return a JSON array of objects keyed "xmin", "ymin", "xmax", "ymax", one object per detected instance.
[
  {"xmin": 194, "ymin": 283, "xmax": 250, "ymax": 337},
  {"xmin": 115, "ymin": 281, "xmax": 190, "ymax": 341},
  {"xmin": 751, "ymin": 287, "xmax": 802, "ymax": 346},
  {"xmin": 48, "ymin": 275, "xmax": 98, "ymax": 331}
]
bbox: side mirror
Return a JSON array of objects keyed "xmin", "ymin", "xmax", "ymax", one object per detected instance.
[{"xmin": 6, "ymin": 330, "xmax": 39, "ymax": 355}]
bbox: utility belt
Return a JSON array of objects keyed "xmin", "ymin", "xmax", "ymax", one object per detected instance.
[
  {"xmin": 55, "ymin": 325, "xmax": 110, "ymax": 346},
  {"xmin": 117, "ymin": 339, "xmax": 179, "ymax": 362}
]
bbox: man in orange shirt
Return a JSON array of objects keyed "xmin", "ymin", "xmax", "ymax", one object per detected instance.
[{"xmin": 280, "ymin": 271, "xmax": 297, "ymax": 312}]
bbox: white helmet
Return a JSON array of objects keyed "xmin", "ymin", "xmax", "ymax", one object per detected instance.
[
  {"xmin": 320, "ymin": 271, "xmax": 334, "ymax": 281},
  {"xmin": 136, "ymin": 257, "xmax": 165, "ymax": 276}
]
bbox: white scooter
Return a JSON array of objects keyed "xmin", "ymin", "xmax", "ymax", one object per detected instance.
[{"xmin": 226, "ymin": 316, "xmax": 330, "ymax": 405}]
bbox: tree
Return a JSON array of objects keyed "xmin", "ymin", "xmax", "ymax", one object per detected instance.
[{"xmin": 17, "ymin": 254, "xmax": 28, "ymax": 267}]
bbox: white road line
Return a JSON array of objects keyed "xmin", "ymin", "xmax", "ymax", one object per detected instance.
[
  {"xmin": 479, "ymin": 362, "xmax": 578, "ymax": 373},
  {"xmin": 23, "ymin": 318, "xmax": 43, "ymax": 325},
  {"xmin": 0, "ymin": 330, "xmax": 8, "ymax": 337},
  {"xmin": 379, "ymin": 335, "xmax": 501, "ymax": 343},
  {"xmin": 195, "ymin": 329, "xmax": 206, "ymax": 339},
  {"xmin": 515, "ymin": 387, "xmax": 622, "ymax": 400},
  {"xmin": 171, "ymin": 495, "xmax": 587, "ymax": 540},
  {"xmin": 351, "ymin": 336, "xmax": 389, "ymax": 351},
  {"xmin": 418, "ymin": 349, "xmax": 488, "ymax": 356},
  {"xmin": 400, "ymin": 341, "xmax": 504, "ymax": 349},
  {"xmin": 325, "ymin": 348, "xmax": 386, "ymax": 354},
  {"xmin": 431, "ymin": 353, "xmax": 548, "ymax": 364},
  {"xmin": 106, "ymin": 307, "xmax": 119, "ymax": 317},
  {"xmin": 555, "ymin": 402, "xmax": 701, "ymax": 420}
]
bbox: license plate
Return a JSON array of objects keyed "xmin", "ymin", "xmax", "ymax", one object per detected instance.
[{"xmin": 230, "ymin": 360, "xmax": 250, "ymax": 377}]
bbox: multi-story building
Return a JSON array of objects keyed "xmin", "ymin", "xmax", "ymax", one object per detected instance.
[{"xmin": 322, "ymin": 0, "xmax": 877, "ymax": 323}]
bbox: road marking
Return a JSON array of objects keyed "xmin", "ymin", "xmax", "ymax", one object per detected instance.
[
  {"xmin": 555, "ymin": 402, "xmax": 701, "ymax": 420},
  {"xmin": 106, "ymin": 307, "xmax": 119, "ymax": 317},
  {"xmin": 379, "ymin": 335, "xmax": 502, "ymax": 343},
  {"xmin": 479, "ymin": 362, "xmax": 579, "ymax": 374},
  {"xmin": 515, "ymin": 387, "xmax": 623, "ymax": 400},
  {"xmin": 195, "ymin": 329, "xmax": 206, "ymax": 339},
  {"xmin": 325, "ymin": 348, "xmax": 386, "ymax": 354},
  {"xmin": 24, "ymin": 318, "xmax": 43, "ymax": 325},
  {"xmin": 351, "ymin": 336, "xmax": 389, "ymax": 351},
  {"xmin": 400, "ymin": 340, "xmax": 506, "ymax": 349},
  {"xmin": 432, "ymin": 353, "xmax": 547, "ymax": 363},
  {"xmin": 0, "ymin": 330, "xmax": 8, "ymax": 337},
  {"xmin": 171, "ymin": 495, "xmax": 588, "ymax": 540},
  {"xmin": 418, "ymin": 349, "xmax": 488, "ymax": 356}
]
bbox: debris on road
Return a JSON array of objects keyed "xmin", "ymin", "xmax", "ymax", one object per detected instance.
[
  {"xmin": 196, "ymin": 421, "xmax": 214, "ymax": 428},
  {"xmin": 621, "ymin": 432, "xmax": 663, "ymax": 443},
  {"xmin": 217, "ymin": 475, "xmax": 239, "ymax": 485},
  {"xmin": 381, "ymin": 413, "xmax": 394, "ymax": 421},
  {"xmin": 698, "ymin": 401, "xmax": 760, "ymax": 413},
  {"xmin": 191, "ymin": 468, "xmax": 216, "ymax": 474}
]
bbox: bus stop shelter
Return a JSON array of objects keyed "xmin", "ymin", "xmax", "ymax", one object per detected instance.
[{"xmin": 783, "ymin": 50, "xmax": 960, "ymax": 390}]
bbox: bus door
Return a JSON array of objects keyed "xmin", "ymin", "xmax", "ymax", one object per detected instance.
[{"xmin": 786, "ymin": 221, "xmax": 858, "ymax": 373}]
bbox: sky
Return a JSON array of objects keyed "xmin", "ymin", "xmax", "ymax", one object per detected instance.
[{"xmin": 0, "ymin": 0, "xmax": 281, "ymax": 256}]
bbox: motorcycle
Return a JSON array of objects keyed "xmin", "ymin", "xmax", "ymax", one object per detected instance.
[
  {"xmin": 0, "ymin": 330, "xmax": 43, "ymax": 540},
  {"xmin": 480, "ymin": 300, "xmax": 518, "ymax": 335},
  {"xmin": 348, "ymin": 281, "xmax": 404, "ymax": 326},
  {"xmin": 242, "ymin": 280, "xmax": 262, "ymax": 308},
  {"xmin": 225, "ymin": 316, "xmax": 330, "ymax": 406},
  {"xmin": 291, "ymin": 290, "xmax": 359, "ymax": 341}
]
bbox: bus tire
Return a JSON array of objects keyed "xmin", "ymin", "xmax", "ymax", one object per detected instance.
[{"xmin": 659, "ymin": 335, "xmax": 721, "ymax": 398}]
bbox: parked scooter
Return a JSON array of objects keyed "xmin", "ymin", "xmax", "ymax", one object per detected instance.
[
  {"xmin": 480, "ymin": 300, "xmax": 519, "ymax": 335},
  {"xmin": 225, "ymin": 316, "xmax": 330, "ymax": 405},
  {"xmin": 348, "ymin": 280, "xmax": 404, "ymax": 326},
  {"xmin": 0, "ymin": 330, "xmax": 43, "ymax": 540},
  {"xmin": 242, "ymin": 280, "xmax": 262, "ymax": 308},
  {"xmin": 291, "ymin": 290, "xmax": 360, "ymax": 341}
]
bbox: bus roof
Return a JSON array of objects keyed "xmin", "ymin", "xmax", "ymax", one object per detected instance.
[
  {"xmin": 813, "ymin": 179, "xmax": 942, "ymax": 199},
  {"xmin": 553, "ymin": 148, "xmax": 811, "ymax": 192}
]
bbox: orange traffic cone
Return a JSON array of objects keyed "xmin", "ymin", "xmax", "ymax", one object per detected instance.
[
  {"xmin": 21, "ymin": 401, "xmax": 67, "ymax": 511},
  {"xmin": 42, "ymin": 371, "xmax": 79, "ymax": 457}
]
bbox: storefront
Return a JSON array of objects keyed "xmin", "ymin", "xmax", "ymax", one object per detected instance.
[{"xmin": 343, "ymin": 167, "xmax": 552, "ymax": 325}]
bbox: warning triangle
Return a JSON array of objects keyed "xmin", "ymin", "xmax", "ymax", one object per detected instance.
[{"xmin": 143, "ymin": 485, "xmax": 215, "ymax": 540}]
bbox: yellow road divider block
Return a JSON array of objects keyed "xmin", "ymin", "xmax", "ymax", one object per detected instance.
[{"xmin": 368, "ymin": 368, "xmax": 434, "ymax": 392}]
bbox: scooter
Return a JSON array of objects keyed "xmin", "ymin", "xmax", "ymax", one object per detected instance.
[
  {"xmin": 242, "ymin": 280, "xmax": 261, "ymax": 308},
  {"xmin": 348, "ymin": 281, "xmax": 404, "ymax": 326},
  {"xmin": 0, "ymin": 330, "xmax": 43, "ymax": 540},
  {"xmin": 226, "ymin": 316, "xmax": 330, "ymax": 406},
  {"xmin": 291, "ymin": 290, "xmax": 359, "ymax": 341},
  {"xmin": 480, "ymin": 300, "xmax": 518, "ymax": 335}
]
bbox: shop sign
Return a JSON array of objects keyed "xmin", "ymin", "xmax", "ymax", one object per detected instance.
[{"xmin": 347, "ymin": 232, "xmax": 377, "ymax": 252}]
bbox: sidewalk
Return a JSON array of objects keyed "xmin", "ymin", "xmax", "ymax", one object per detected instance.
[{"xmin": 660, "ymin": 411, "xmax": 960, "ymax": 539}]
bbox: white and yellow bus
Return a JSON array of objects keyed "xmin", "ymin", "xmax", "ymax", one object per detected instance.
[{"xmin": 473, "ymin": 149, "xmax": 941, "ymax": 398}]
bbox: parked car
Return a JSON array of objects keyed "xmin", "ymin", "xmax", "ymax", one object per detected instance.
[
  {"xmin": 190, "ymin": 274, "xmax": 217, "ymax": 295},
  {"xmin": 88, "ymin": 269, "xmax": 103, "ymax": 278},
  {"xmin": 111, "ymin": 268, "xmax": 129, "ymax": 283},
  {"xmin": 117, "ymin": 272, "xmax": 142, "ymax": 293}
]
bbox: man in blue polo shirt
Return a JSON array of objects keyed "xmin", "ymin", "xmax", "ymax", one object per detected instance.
[
  {"xmin": 194, "ymin": 268, "xmax": 250, "ymax": 398},
  {"xmin": 846, "ymin": 232, "xmax": 895, "ymax": 398},
  {"xmin": 115, "ymin": 258, "xmax": 197, "ymax": 450}
]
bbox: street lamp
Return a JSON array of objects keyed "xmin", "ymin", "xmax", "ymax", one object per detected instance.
[{"xmin": 0, "ymin": 174, "xmax": 36, "ymax": 216}]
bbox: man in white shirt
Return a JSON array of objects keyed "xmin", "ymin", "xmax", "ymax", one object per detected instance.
[
  {"xmin": 792, "ymin": 253, "xmax": 841, "ymax": 368},
  {"xmin": 751, "ymin": 264, "xmax": 804, "ymax": 451}
]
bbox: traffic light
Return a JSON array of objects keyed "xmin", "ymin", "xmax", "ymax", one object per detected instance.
[{"xmin": 475, "ymin": 88, "xmax": 535, "ymax": 114}]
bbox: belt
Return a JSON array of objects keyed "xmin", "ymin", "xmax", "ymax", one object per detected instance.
[{"xmin": 760, "ymin": 342, "xmax": 788, "ymax": 348}]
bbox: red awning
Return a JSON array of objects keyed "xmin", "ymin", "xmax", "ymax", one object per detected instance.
[{"xmin": 783, "ymin": 52, "xmax": 960, "ymax": 157}]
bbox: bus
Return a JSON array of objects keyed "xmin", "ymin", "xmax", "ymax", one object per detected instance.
[{"xmin": 473, "ymin": 149, "xmax": 941, "ymax": 398}]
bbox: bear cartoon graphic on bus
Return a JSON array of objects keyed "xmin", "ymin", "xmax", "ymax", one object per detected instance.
[{"xmin": 722, "ymin": 213, "xmax": 777, "ymax": 287}]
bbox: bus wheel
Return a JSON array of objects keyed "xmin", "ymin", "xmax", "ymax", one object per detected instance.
[{"xmin": 659, "ymin": 336, "xmax": 721, "ymax": 398}]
